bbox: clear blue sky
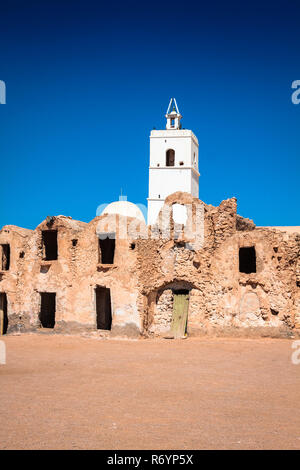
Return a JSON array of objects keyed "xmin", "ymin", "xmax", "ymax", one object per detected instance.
[{"xmin": 0, "ymin": 0, "xmax": 299, "ymax": 229}]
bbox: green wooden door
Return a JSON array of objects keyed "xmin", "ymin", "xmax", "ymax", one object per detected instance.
[{"xmin": 170, "ymin": 293, "xmax": 189, "ymax": 338}]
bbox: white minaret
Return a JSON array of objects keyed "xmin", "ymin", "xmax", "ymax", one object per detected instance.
[{"xmin": 147, "ymin": 98, "xmax": 200, "ymax": 225}]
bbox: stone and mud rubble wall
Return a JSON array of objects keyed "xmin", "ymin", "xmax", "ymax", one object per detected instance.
[
  {"xmin": 135, "ymin": 193, "xmax": 300, "ymax": 337},
  {"xmin": 0, "ymin": 192, "xmax": 299, "ymax": 338}
]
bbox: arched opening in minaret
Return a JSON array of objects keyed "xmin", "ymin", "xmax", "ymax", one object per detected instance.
[
  {"xmin": 166, "ymin": 149, "xmax": 175, "ymax": 166},
  {"xmin": 98, "ymin": 233, "xmax": 115, "ymax": 264}
]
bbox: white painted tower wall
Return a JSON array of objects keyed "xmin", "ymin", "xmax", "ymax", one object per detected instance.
[{"xmin": 147, "ymin": 126, "xmax": 200, "ymax": 225}]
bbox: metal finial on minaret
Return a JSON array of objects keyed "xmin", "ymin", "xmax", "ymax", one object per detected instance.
[{"xmin": 165, "ymin": 98, "xmax": 182, "ymax": 130}]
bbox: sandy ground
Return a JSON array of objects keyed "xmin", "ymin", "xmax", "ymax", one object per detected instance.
[{"xmin": 0, "ymin": 334, "xmax": 299, "ymax": 450}]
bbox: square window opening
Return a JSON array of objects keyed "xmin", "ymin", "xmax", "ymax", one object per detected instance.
[
  {"xmin": 42, "ymin": 230, "xmax": 58, "ymax": 260},
  {"xmin": 239, "ymin": 246, "xmax": 256, "ymax": 274},
  {"xmin": 95, "ymin": 287, "xmax": 112, "ymax": 330},
  {"xmin": 98, "ymin": 234, "xmax": 115, "ymax": 264}
]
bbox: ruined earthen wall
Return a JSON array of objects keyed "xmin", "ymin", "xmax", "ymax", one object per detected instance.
[
  {"xmin": 1, "ymin": 192, "xmax": 299, "ymax": 338},
  {"xmin": 135, "ymin": 194, "xmax": 300, "ymax": 337}
]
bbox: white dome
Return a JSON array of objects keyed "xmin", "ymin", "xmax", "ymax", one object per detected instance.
[{"xmin": 102, "ymin": 201, "xmax": 146, "ymax": 223}]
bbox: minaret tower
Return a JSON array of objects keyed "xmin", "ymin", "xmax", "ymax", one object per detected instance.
[{"xmin": 147, "ymin": 98, "xmax": 200, "ymax": 225}]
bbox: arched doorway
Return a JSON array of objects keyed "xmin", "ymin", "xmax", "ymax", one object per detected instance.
[{"xmin": 148, "ymin": 281, "xmax": 197, "ymax": 338}]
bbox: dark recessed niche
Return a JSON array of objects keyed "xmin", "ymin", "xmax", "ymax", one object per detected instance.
[
  {"xmin": 271, "ymin": 308, "xmax": 279, "ymax": 316},
  {"xmin": 166, "ymin": 149, "xmax": 175, "ymax": 166},
  {"xmin": 40, "ymin": 265, "xmax": 50, "ymax": 274},
  {"xmin": 40, "ymin": 292, "xmax": 56, "ymax": 328},
  {"xmin": 95, "ymin": 286, "xmax": 112, "ymax": 330},
  {"xmin": 1, "ymin": 244, "xmax": 10, "ymax": 270},
  {"xmin": 239, "ymin": 246, "xmax": 256, "ymax": 274},
  {"xmin": 42, "ymin": 230, "xmax": 58, "ymax": 261},
  {"xmin": 98, "ymin": 234, "xmax": 115, "ymax": 264}
]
